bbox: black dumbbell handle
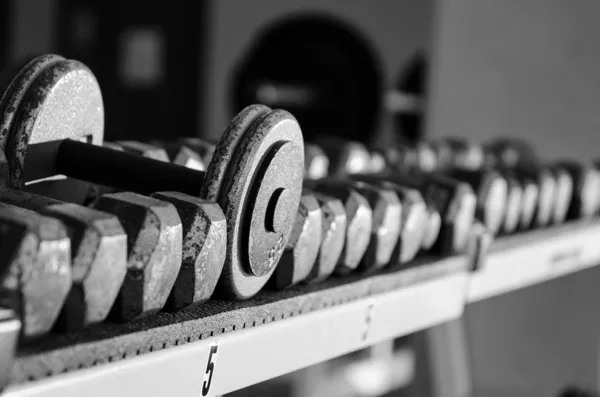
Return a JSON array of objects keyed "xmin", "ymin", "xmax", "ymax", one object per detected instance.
[{"xmin": 56, "ymin": 140, "xmax": 205, "ymax": 196}]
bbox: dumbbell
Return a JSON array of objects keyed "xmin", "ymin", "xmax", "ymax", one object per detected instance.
[
  {"xmin": 314, "ymin": 136, "xmax": 371, "ymax": 176},
  {"xmin": 268, "ymin": 190, "xmax": 322, "ymax": 289},
  {"xmin": 560, "ymin": 161, "xmax": 600, "ymax": 219},
  {"xmin": 323, "ymin": 179, "xmax": 401, "ymax": 272},
  {"xmin": 314, "ymin": 140, "xmax": 476, "ymax": 255},
  {"xmin": 154, "ymin": 138, "xmax": 340, "ymax": 287},
  {"xmin": 305, "ymin": 179, "xmax": 373, "ymax": 275},
  {"xmin": 383, "ymin": 171, "xmax": 476, "ymax": 254},
  {"xmin": 444, "ymin": 168, "xmax": 508, "ymax": 236},
  {"xmin": 548, "ymin": 164, "xmax": 573, "ymax": 224},
  {"xmin": 498, "ymin": 171, "xmax": 524, "ymax": 234},
  {"xmin": 0, "ymin": 54, "xmax": 304, "ymax": 300},
  {"xmin": 166, "ymin": 138, "xmax": 349, "ymax": 286},
  {"xmin": 351, "ymin": 176, "xmax": 428, "ymax": 264},
  {"xmin": 304, "ymin": 143, "xmax": 329, "ymax": 179}
]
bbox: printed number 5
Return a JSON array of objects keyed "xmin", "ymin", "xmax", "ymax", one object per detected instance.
[{"xmin": 202, "ymin": 344, "xmax": 218, "ymax": 396}]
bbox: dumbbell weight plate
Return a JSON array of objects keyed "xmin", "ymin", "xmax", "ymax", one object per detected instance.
[
  {"xmin": 0, "ymin": 54, "xmax": 65, "ymax": 182},
  {"xmin": 7, "ymin": 59, "xmax": 104, "ymax": 189},
  {"xmin": 560, "ymin": 161, "xmax": 600, "ymax": 219},
  {"xmin": 203, "ymin": 107, "xmax": 304, "ymax": 299}
]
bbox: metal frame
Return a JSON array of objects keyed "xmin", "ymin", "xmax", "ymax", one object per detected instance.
[{"xmin": 468, "ymin": 220, "xmax": 600, "ymax": 302}]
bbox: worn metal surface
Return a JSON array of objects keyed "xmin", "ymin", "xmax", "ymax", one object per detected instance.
[
  {"xmin": 0, "ymin": 55, "xmax": 65, "ymax": 186},
  {"xmin": 310, "ymin": 180, "xmax": 372, "ymax": 274},
  {"xmin": 217, "ymin": 109, "xmax": 303, "ymax": 299},
  {"xmin": 150, "ymin": 192, "xmax": 226, "ymax": 311},
  {"xmin": 7, "ymin": 58, "xmax": 103, "ymax": 188},
  {"xmin": 304, "ymin": 143, "xmax": 329, "ymax": 179},
  {"xmin": 43, "ymin": 204, "xmax": 127, "ymax": 331},
  {"xmin": 270, "ymin": 191, "xmax": 322, "ymax": 289},
  {"xmin": 0, "ymin": 204, "xmax": 71, "ymax": 338},
  {"xmin": 305, "ymin": 192, "xmax": 346, "ymax": 283},
  {"xmin": 0, "ymin": 188, "xmax": 127, "ymax": 331},
  {"xmin": 90, "ymin": 192, "xmax": 182, "ymax": 321},
  {"xmin": 447, "ymin": 169, "xmax": 508, "ymax": 236},
  {"xmin": 199, "ymin": 104, "xmax": 269, "ymax": 202},
  {"xmin": 344, "ymin": 180, "xmax": 401, "ymax": 271}
]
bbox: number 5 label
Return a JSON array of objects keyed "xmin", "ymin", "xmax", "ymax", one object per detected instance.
[{"xmin": 202, "ymin": 343, "xmax": 219, "ymax": 396}]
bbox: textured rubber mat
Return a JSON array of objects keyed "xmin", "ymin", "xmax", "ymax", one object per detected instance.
[{"xmin": 11, "ymin": 254, "xmax": 468, "ymax": 385}]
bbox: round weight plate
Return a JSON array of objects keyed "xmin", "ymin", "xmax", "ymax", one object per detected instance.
[
  {"xmin": 7, "ymin": 59, "xmax": 104, "ymax": 189},
  {"xmin": 200, "ymin": 104, "xmax": 270, "ymax": 201},
  {"xmin": 217, "ymin": 110, "xmax": 304, "ymax": 299},
  {"xmin": 0, "ymin": 54, "xmax": 65, "ymax": 185}
]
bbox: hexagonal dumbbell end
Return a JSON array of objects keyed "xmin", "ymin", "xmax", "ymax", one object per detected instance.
[
  {"xmin": 0, "ymin": 188, "xmax": 128, "ymax": 331},
  {"xmin": 519, "ymin": 176, "xmax": 540, "ymax": 230},
  {"xmin": 304, "ymin": 192, "xmax": 347, "ymax": 283},
  {"xmin": 115, "ymin": 141, "xmax": 170, "ymax": 162},
  {"xmin": 0, "ymin": 308, "xmax": 19, "ymax": 391},
  {"xmin": 304, "ymin": 143, "xmax": 329, "ymax": 180},
  {"xmin": 151, "ymin": 192, "xmax": 226, "ymax": 310},
  {"xmin": 315, "ymin": 137, "xmax": 371, "ymax": 176},
  {"xmin": 381, "ymin": 145, "xmax": 418, "ymax": 173},
  {"xmin": 367, "ymin": 149, "xmax": 387, "ymax": 174},
  {"xmin": 549, "ymin": 164, "xmax": 573, "ymax": 224},
  {"xmin": 269, "ymin": 191, "xmax": 322, "ymax": 289},
  {"xmin": 91, "ymin": 192, "xmax": 182, "ymax": 321},
  {"xmin": 179, "ymin": 137, "xmax": 216, "ymax": 167},
  {"xmin": 560, "ymin": 161, "xmax": 600, "ymax": 219},
  {"xmin": 446, "ymin": 168, "xmax": 508, "ymax": 236},
  {"xmin": 343, "ymin": 181, "xmax": 401, "ymax": 272},
  {"xmin": 414, "ymin": 141, "xmax": 438, "ymax": 172},
  {"xmin": 444, "ymin": 138, "xmax": 485, "ymax": 170},
  {"xmin": 309, "ymin": 180, "xmax": 373, "ymax": 275},
  {"xmin": 387, "ymin": 172, "xmax": 477, "ymax": 255},
  {"xmin": 44, "ymin": 204, "xmax": 128, "ymax": 330},
  {"xmin": 351, "ymin": 176, "xmax": 428, "ymax": 264},
  {"xmin": 422, "ymin": 205, "xmax": 442, "ymax": 251},
  {"xmin": 151, "ymin": 141, "xmax": 205, "ymax": 171},
  {"xmin": 0, "ymin": 204, "xmax": 71, "ymax": 338}
]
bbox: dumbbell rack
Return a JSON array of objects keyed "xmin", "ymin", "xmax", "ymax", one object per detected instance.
[{"xmin": 3, "ymin": 219, "xmax": 600, "ymax": 397}]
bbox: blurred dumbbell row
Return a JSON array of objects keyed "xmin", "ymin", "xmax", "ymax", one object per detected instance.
[
  {"xmin": 306, "ymin": 136, "xmax": 600, "ymax": 232},
  {"xmin": 1, "ymin": 55, "xmax": 599, "ymax": 367},
  {"xmin": 5, "ymin": 134, "xmax": 594, "ymax": 345}
]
